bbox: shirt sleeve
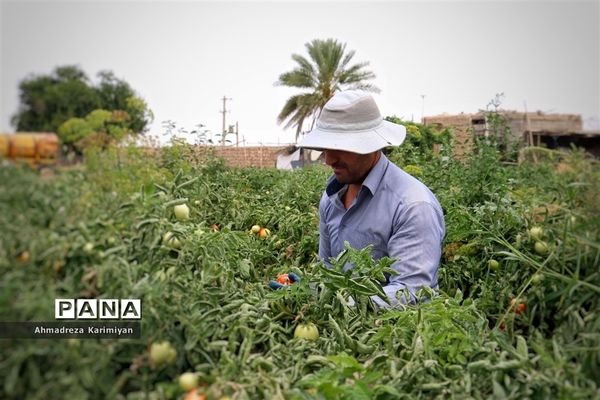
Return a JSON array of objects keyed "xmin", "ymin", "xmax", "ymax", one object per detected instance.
[
  {"xmin": 318, "ymin": 192, "xmax": 333, "ymax": 268},
  {"xmin": 371, "ymin": 201, "xmax": 445, "ymax": 308}
]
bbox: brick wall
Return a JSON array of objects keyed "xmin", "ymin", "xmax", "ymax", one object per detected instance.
[
  {"xmin": 191, "ymin": 145, "xmax": 291, "ymax": 168},
  {"xmin": 423, "ymin": 115, "xmax": 474, "ymax": 159}
]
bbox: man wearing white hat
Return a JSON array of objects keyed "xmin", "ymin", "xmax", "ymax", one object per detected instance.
[{"xmin": 298, "ymin": 90, "xmax": 445, "ymax": 308}]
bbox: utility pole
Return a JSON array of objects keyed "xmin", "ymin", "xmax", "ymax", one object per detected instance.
[
  {"xmin": 220, "ymin": 96, "xmax": 232, "ymax": 145},
  {"xmin": 420, "ymin": 94, "xmax": 426, "ymax": 123}
]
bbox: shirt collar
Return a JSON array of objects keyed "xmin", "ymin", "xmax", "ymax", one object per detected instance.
[
  {"xmin": 362, "ymin": 152, "xmax": 388, "ymax": 195},
  {"xmin": 325, "ymin": 152, "xmax": 389, "ymax": 197}
]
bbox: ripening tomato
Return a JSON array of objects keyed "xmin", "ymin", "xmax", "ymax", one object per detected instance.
[
  {"xmin": 250, "ymin": 225, "xmax": 261, "ymax": 234},
  {"xmin": 258, "ymin": 227, "xmax": 271, "ymax": 239},
  {"xmin": 509, "ymin": 298, "xmax": 526, "ymax": 314},
  {"xmin": 277, "ymin": 274, "xmax": 291, "ymax": 285},
  {"xmin": 17, "ymin": 250, "xmax": 31, "ymax": 263},
  {"xmin": 294, "ymin": 322, "xmax": 319, "ymax": 340},
  {"xmin": 179, "ymin": 372, "xmax": 199, "ymax": 391},
  {"xmin": 184, "ymin": 388, "xmax": 206, "ymax": 400}
]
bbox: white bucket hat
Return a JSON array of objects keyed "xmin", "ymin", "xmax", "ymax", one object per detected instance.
[{"xmin": 297, "ymin": 90, "xmax": 406, "ymax": 154}]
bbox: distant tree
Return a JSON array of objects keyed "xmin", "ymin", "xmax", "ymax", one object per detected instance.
[
  {"xmin": 58, "ymin": 108, "xmax": 133, "ymax": 152},
  {"xmin": 96, "ymin": 71, "xmax": 153, "ymax": 133},
  {"xmin": 276, "ymin": 38, "xmax": 379, "ymax": 141},
  {"xmin": 11, "ymin": 65, "xmax": 152, "ymax": 135},
  {"xmin": 12, "ymin": 66, "xmax": 100, "ymax": 132},
  {"xmin": 123, "ymin": 96, "xmax": 154, "ymax": 134}
]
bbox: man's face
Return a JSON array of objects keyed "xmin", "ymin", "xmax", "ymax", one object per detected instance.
[{"xmin": 323, "ymin": 149, "xmax": 380, "ymax": 184}]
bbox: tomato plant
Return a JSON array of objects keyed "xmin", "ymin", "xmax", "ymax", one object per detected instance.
[{"xmin": 1, "ymin": 136, "xmax": 598, "ymax": 399}]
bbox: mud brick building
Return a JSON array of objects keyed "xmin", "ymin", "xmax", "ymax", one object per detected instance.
[{"xmin": 424, "ymin": 111, "xmax": 600, "ymax": 157}]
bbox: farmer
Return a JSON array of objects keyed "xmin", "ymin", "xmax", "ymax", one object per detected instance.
[{"xmin": 297, "ymin": 90, "xmax": 445, "ymax": 308}]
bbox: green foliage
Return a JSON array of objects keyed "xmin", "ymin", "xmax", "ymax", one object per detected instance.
[
  {"xmin": 57, "ymin": 117, "xmax": 94, "ymax": 145},
  {"xmin": 0, "ymin": 140, "xmax": 598, "ymax": 399},
  {"xmin": 58, "ymin": 108, "xmax": 136, "ymax": 152},
  {"xmin": 11, "ymin": 65, "xmax": 152, "ymax": 135},
  {"xmin": 384, "ymin": 116, "xmax": 452, "ymax": 167},
  {"xmin": 85, "ymin": 109, "xmax": 114, "ymax": 131},
  {"xmin": 125, "ymin": 96, "xmax": 154, "ymax": 134}
]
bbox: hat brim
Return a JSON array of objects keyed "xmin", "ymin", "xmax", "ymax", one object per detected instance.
[{"xmin": 297, "ymin": 120, "xmax": 406, "ymax": 154}]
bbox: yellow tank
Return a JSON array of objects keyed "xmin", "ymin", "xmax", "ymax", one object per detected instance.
[{"xmin": 0, "ymin": 133, "xmax": 59, "ymax": 166}]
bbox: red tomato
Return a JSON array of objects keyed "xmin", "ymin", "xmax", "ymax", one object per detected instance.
[
  {"xmin": 276, "ymin": 274, "xmax": 290, "ymax": 285},
  {"xmin": 509, "ymin": 298, "xmax": 526, "ymax": 314}
]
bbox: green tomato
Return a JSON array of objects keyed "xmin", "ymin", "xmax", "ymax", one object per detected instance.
[
  {"xmin": 529, "ymin": 226, "xmax": 544, "ymax": 241},
  {"xmin": 150, "ymin": 341, "xmax": 177, "ymax": 365},
  {"xmin": 294, "ymin": 323, "xmax": 319, "ymax": 341},
  {"xmin": 488, "ymin": 259, "xmax": 500, "ymax": 271},
  {"xmin": 163, "ymin": 231, "xmax": 182, "ymax": 249},
  {"xmin": 179, "ymin": 372, "xmax": 199, "ymax": 391},
  {"xmin": 532, "ymin": 273, "xmax": 544, "ymax": 284},
  {"xmin": 174, "ymin": 204, "xmax": 190, "ymax": 221},
  {"xmin": 83, "ymin": 242, "xmax": 94, "ymax": 254},
  {"xmin": 534, "ymin": 241, "xmax": 549, "ymax": 255}
]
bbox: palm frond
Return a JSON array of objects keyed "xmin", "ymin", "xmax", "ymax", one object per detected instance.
[{"xmin": 277, "ymin": 38, "xmax": 378, "ymax": 133}]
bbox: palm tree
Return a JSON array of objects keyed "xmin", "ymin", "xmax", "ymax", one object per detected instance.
[{"xmin": 276, "ymin": 38, "xmax": 379, "ymax": 142}]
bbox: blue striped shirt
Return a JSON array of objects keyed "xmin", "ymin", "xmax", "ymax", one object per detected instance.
[{"xmin": 318, "ymin": 153, "xmax": 445, "ymax": 308}]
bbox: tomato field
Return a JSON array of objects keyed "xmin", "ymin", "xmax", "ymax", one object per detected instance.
[{"xmin": 1, "ymin": 125, "xmax": 599, "ymax": 399}]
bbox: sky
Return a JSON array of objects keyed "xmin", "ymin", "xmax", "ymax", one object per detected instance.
[{"xmin": 1, "ymin": 0, "xmax": 599, "ymax": 146}]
